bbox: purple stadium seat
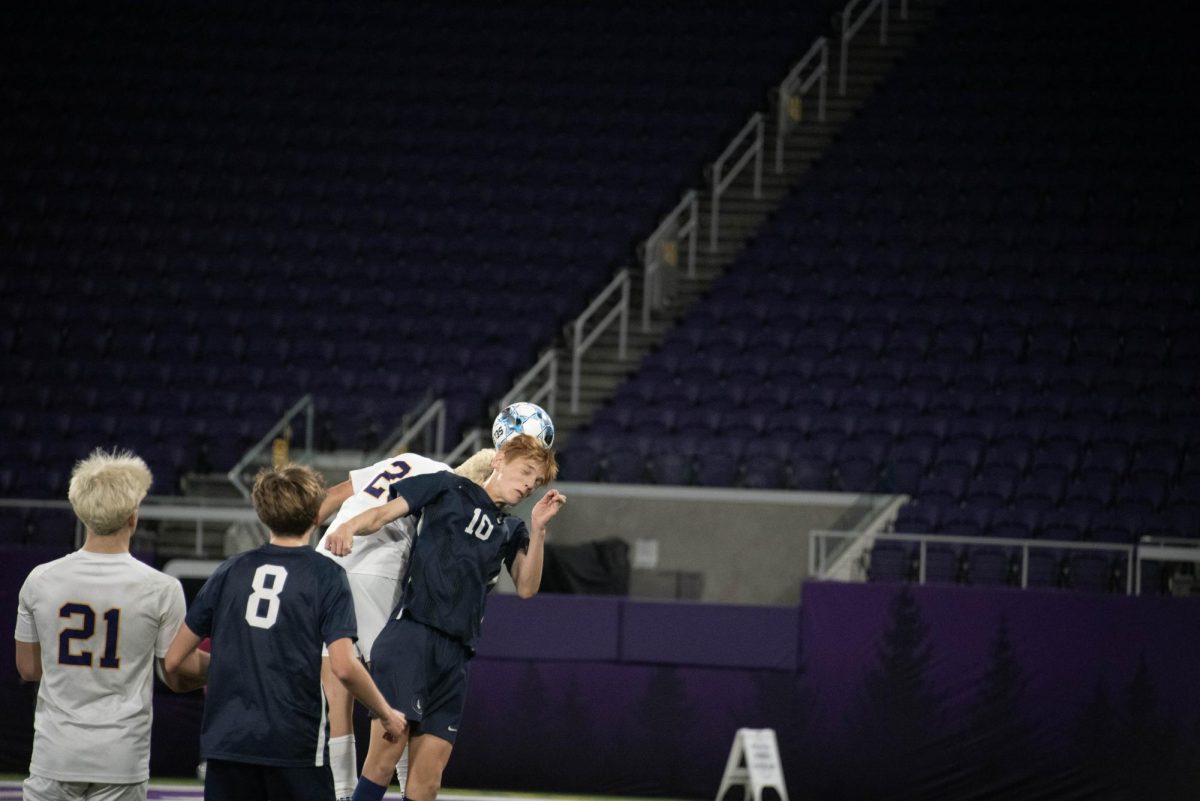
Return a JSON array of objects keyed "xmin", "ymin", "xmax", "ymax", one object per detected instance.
[
  {"xmin": 741, "ymin": 454, "xmax": 789, "ymax": 490},
  {"xmin": 941, "ymin": 507, "xmax": 991, "ymax": 538},
  {"xmin": 790, "ymin": 453, "xmax": 832, "ymax": 491},
  {"xmin": 1065, "ymin": 551, "xmax": 1122, "ymax": 593},
  {"xmin": 602, "ymin": 449, "xmax": 647, "ymax": 484},
  {"xmin": 1014, "ymin": 466, "xmax": 1070, "ymax": 511},
  {"xmin": 893, "ymin": 502, "xmax": 940, "ymax": 535},
  {"xmin": 966, "ymin": 544, "xmax": 1016, "ymax": 586},
  {"xmin": 559, "ymin": 446, "xmax": 601, "ymax": 482},
  {"xmin": 650, "ymin": 451, "xmax": 695, "ymax": 486},
  {"xmin": 867, "ymin": 541, "xmax": 915, "ymax": 583},
  {"xmin": 922, "ymin": 543, "xmax": 965, "ymax": 585},
  {"xmin": 917, "ymin": 465, "xmax": 970, "ymax": 507}
]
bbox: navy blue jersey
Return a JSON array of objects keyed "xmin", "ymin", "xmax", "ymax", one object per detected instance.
[
  {"xmin": 389, "ymin": 472, "xmax": 529, "ymax": 651},
  {"xmin": 185, "ymin": 544, "xmax": 357, "ymax": 767}
]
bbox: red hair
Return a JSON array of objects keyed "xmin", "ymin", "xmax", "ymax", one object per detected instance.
[{"xmin": 499, "ymin": 434, "xmax": 558, "ymax": 484}]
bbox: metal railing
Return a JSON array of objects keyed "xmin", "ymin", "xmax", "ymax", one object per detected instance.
[
  {"xmin": 775, "ymin": 37, "xmax": 829, "ymax": 173},
  {"xmin": 709, "ymin": 112, "xmax": 764, "ymax": 252},
  {"xmin": 378, "ymin": 397, "xmax": 447, "ymax": 460},
  {"xmin": 839, "ymin": 0, "xmax": 888, "ymax": 95},
  {"xmin": 640, "ymin": 191, "xmax": 698, "ymax": 332},
  {"xmin": 819, "ymin": 494, "xmax": 909, "ymax": 581},
  {"xmin": 228, "ymin": 394, "xmax": 314, "ymax": 499},
  {"xmin": 810, "ymin": 529, "xmax": 1136, "ymax": 594},
  {"xmin": 441, "ymin": 348, "xmax": 559, "ymax": 465},
  {"xmin": 443, "ymin": 427, "xmax": 488, "ymax": 465},
  {"xmin": 499, "ymin": 347, "xmax": 558, "ymax": 416},
  {"xmin": 0, "ymin": 497, "xmax": 261, "ymax": 557},
  {"xmin": 571, "ymin": 270, "xmax": 629, "ymax": 413},
  {"xmin": 1135, "ymin": 537, "xmax": 1200, "ymax": 595}
]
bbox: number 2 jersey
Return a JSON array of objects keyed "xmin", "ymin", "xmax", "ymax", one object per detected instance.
[
  {"xmin": 14, "ymin": 550, "xmax": 186, "ymax": 783},
  {"xmin": 314, "ymin": 453, "xmax": 452, "ymax": 579},
  {"xmin": 185, "ymin": 544, "xmax": 357, "ymax": 767}
]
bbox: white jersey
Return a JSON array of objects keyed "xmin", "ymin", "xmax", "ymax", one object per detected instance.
[
  {"xmin": 14, "ymin": 550, "xmax": 186, "ymax": 783},
  {"xmin": 316, "ymin": 452, "xmax": 451, "ymax": 579}
]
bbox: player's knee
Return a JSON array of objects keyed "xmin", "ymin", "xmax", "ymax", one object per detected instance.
[{"xmin": 413, "ymin": 774, "xmax": 441, "ymax": 799}]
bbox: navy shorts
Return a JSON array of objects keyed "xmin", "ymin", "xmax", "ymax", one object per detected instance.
[
  {"xmin": 203, "ymin": 758, "xmax": 333, "ymax": 801},
  {"xmin": 371, "ymin": 615, "xmax": 472, "ymax": 744}
]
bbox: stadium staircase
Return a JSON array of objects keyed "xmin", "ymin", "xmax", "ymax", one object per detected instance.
[{"xmin": 550, "ymin": 0, "xmax": 943, "ymax": 446}]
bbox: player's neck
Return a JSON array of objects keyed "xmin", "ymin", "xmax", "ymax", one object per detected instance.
[
  {"xmin": 82, "ymin": 529, "xmax": 132, "ymax": 554},
  {"xmin": 481, "ymin": 477, "xmax": 507, "ymax": 506},
  {"xmin": 269, "ymin": 533, "xmax": 311, "ymax": 548}
]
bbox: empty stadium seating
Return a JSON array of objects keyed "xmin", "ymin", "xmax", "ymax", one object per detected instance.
[
  {"xmin": 561, "ymin": 0, "xmax": 1198, "ymax": 591},
  {"xmin": 1, "ymin": 0, "xmax": 834, "ymax": 497}
]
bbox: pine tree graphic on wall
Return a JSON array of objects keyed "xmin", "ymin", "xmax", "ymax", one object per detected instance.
[{"xmin": 845, "ymin": 586, "xmax": 947, "ymax": 795}]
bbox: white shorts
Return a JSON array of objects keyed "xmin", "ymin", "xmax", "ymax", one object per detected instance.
[
  {"xmin": 23, "ymin": 775, "xmax": 147, "ymax": 801},
  {"xmin": 322, "ymin": 573, "xmax": 401, "ymax": 662}
]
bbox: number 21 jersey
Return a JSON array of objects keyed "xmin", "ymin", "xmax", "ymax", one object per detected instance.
[{"xmin": 15, "ymin": 550, "xmax": 186, "ymax": 783}]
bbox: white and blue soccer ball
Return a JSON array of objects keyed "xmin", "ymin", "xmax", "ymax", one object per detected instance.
[{"xmin": 492, "ymin": 402, "xmax": 555, "ymax": 449}]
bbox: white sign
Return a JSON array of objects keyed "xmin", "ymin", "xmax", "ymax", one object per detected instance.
[
  {"xmin": 715, "ymin": 728, "xmax": 788, "ymax": 801},
  {"xmin": 633, "ymin": 538, "xmax": 659, "ymax": 569}
]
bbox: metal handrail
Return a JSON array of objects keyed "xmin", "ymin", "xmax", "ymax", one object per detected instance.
[
  {"xmin": 571, "ymin": 270, "xmax": 630, "ymax": 413},
  {"xmin": 810, "ymin": 529, "xmax": 1136, "ymax": 594},
  {"xmin": 1135, "ymin": 537, "xmax": 1200, "ymax": 595},
  {"xmin": 775, "ymin": 37, "xmax": 829, "ymax": 173},
  {"xmin": 499, "ymin": 347, "xmax": 558, "ymax": 417},
  {"xmin": 227, "ymin": 394, "xmax": 314, "ymax": 499},
  {"xmin": 709, "ymin": 112, "xmax": 764, "ymax": 252},
  {"xmin": 640, "ymin": 191, "xmax": 698, "ymax": 332},
  {"xmin": 379, "ymin": 398, "xmax": 447, "ymax": 460},
  {"xmin": 443, "ymin": 428, "xmax": 488, "ymax": 465},
  {"xmin": 0, "ymin": 497, "xmax": 261, "ymax": 556},
  {"xmin": 839, "ymin": 0, "xmax": 888, "ymax": 96},
  {"xmin": 440, "ymin": 348, "xmax": 559, "ymax": 467}
]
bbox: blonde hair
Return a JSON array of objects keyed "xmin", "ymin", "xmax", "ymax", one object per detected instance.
[
  {"xmin": 251, "ymin": 464, "xmax": 326, "ymax": 537},
  {"xmin": 454, "ymin": 448, "xmax": 496, "ymax": 484},
  {"xmin": 499, "ymin": 434, "xmax": 558, "ymax": 484},
  {"xmin": 68, "ymin": 448, "xmax": 153, "ymax": 536}
]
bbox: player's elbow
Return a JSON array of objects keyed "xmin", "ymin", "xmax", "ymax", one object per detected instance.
[
  {"xmin": 160, "ymin": 658, "xmax": 185, "ymax": 691},
  {"xmin": 16, "ymin": 661, "xmax": 41, "ymax": 682},
  {"xmin": 330, "ymin": 659, "xmax": 358, "ymax": 684},
  {"xmin": 15, "ymin": 646, "xmax": 42, "ymax": 682},
  {"xmin": 515, "ymin": 583, "xmax": 538, "ymax": 600},
  {"xmin": 331, "ymin": 657, "xmax": 352, "ymax": 681},
  {"xmin": 160, "ymin": 668, "xmax": 186, "ymax": 693},
  {"xmin": 328, "ymin": 650, "xmax": 358, "ymax": 683}
]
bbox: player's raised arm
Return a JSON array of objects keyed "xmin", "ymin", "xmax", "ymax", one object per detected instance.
[
  {"xmin": 323, "ymin": 494, "xmax": 412, "ymax": 557},
  {"xmin": 317, "ymin": 479, "xmax": 354, "ymax": 524},
  {"xmin": 511, "ymin": 489, "xmax": 567, "ymax": 598}
]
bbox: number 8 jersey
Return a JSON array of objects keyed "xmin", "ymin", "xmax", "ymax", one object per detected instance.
[
  {"xmin": 14, "ymin": 550, "xmax": 187, "ymax": 783},
  {"xmin": 185, "ymin": 544, "xmax": 357, "ymax": 767}
]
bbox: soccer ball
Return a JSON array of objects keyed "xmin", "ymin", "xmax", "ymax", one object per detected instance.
[{"xmin": 492, "ymin": 402, "xmax": 555, "ymax": 449}]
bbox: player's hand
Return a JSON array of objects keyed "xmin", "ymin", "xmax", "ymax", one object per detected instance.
[
  {"xmin": 324, "ymin": 524, "xmax": 355, "ymax": 557},
  {"xmin": 531, "ymin": 489, "xmax": 566, "ymax": 529},
  {"xmin": 380, "ymin": 707, "xmax": 408, "ymax": 743}
]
